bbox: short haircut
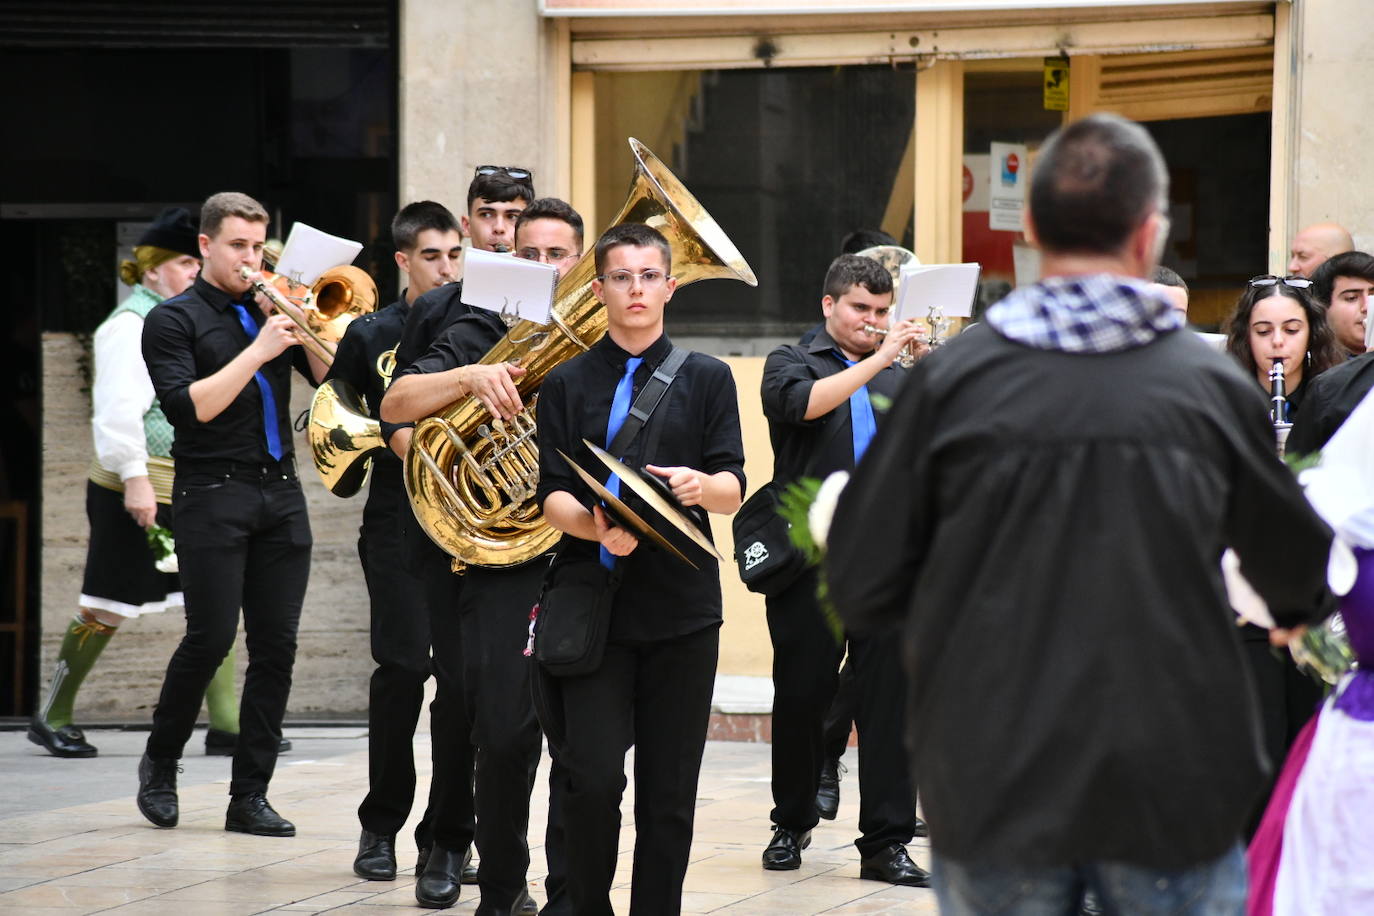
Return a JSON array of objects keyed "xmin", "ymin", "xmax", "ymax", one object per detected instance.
[
  {"xmin": 1224, "ymin": 281, "xmax": 1343, "ymax": 378},
  {"xmin": 840, "ymin": 229, "xmax": 899, "ymax": 255},
  {"xmin": 1029, "ymin": 113, "xmax": 1169, "ymax": 256},
  {"xmin": 200, "ymin": 191, "xmax": 269, "ymax": 239},
  {"xmin": 391, "ymin": 200, "xmax": 460, "ymax": 253},
  {"xmin": 1151, "ymin": 265, "xmax": 1188, "ymax": 291},
  {"xmin": 594, "ymin": 223, "xmax": 671, "ymax": 276},
  {"xmin": 823, "ymin": 253, "xmax": 894, "ymax": 301},
  {"xmin": 1310, "ymin": 250, "xmax": 1374, "ymax": 305},
  {"xmin": 516, "ymin": 197, "xmax": 585, "ymax": 249},
  {"xmin": 466, "ymin": 172, "xmax": 535, "ymax": 211}
]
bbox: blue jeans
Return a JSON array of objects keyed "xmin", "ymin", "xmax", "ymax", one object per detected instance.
[{"xmin": 933, "ymin": 843, "xmax": 1246, "ymax": 916}]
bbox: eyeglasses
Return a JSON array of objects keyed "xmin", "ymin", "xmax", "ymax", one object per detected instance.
[
  {"xmin": 474, "ymin": 165, "xmax": 534, "ymax": 184},
  {"xmin": 516, "ymin": 247, "xmax": 578, "ymax": 264},
  {"xmin": 1249, "ymin": 275, "xmax": 1313, "ymax": 290},
  {"xmin": 597, "ymin": 269, "xmax": 669, "ymax": 290}
]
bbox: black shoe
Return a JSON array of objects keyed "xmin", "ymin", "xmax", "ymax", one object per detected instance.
[
  {"xmin": 416, "ymin": 841, "xmax": 431, "ymax": 875},
  {"xmin": 816, "ymin": 758, "xmax": 844, "ymax": 820},
  {"xmin": 859, "ymin": 844, "xmax": 931, "ymax": 887},
  {"xmin": 475, "ymin": 885, "xmax": 538, "ymax": 916},
  {"xmin": 461, "ymin": 846, "xmax": 478, "ymax": 885},
  {"xmin": 226, "ymin": 792, "xmax": 296, "ymax": 837},
  {"xmin": 354, "ymin": 829, "xmax": 397, "ymax": 880},
  {"xmin": 761, "ymin": 826, "xmax": 811, "ymax": 870},
  {"xmin": 913, "ymin": 815, "xmax": 929, "ymax": 838},
  {"xmin": 136, "ymin": 752, "xmax": 181, "ymax": 827},
  {"xmin": 205, "ymin": 728, "xmax": 292, "ymax": 756},
  {"xmin": 1080, "ymin": 888, "xmax": 1105, "ymax": 916},
  {"xmin": 28, "ymin": 718, "xmax": 98, "ymax": 758},
  {"xmin": 416, "ymin": 844, "xmax": 468, "ymax": 908}
]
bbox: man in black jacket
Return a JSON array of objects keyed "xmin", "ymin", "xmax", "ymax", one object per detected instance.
[{"xmin": 828, "ymin": 114, "xmax": 1334, "ymax": 915}]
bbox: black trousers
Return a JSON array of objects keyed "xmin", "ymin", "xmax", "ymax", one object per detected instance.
[
  {"xmin": 552, "ymin": 624, "xmax": 718, "ymax": 916},
  {"xmin": 356, "ymin": 466, "xmax": 445, "ymax": 844},
  {"xmin": 765, "ymin": 568, "xmax": 916, "ymax": 857},
  {"xmin": 406, "ymin": 510, "xmax": 477, "ymax": 853},
  {"xmin": 458, "ymin": 563, "xmax": 545, "ymax": 906},
  {"xmin": 822, "ymin": 658, "xmax": 857, "ymax": 763},
  {"xmin": 148, "ymin": 468, "xmax": 311, "ymax": 796}
]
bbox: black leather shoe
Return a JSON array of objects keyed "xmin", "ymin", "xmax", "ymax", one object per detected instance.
[
  {"xmin": 461, "ymin": 845, "xmax": 478, "ymax": 885},
  {"xmin": 475, "ymin": 885, "xmax": 538, "ymax": 916},
  {"xmin": 28, "ymin": 718, "xmax": 98, "ymax": 758},
  {"xmin": 354, "ymin": 829, "xmax": 397, "ymax": 880},
  {"xmin": 816, "ymin": 758, "xmax": 844, "ymax": 820},
  {"xmin": 416, "ymin": 844, "xmax": 467, "ymax": 908},
  {"xmin": 761, "ymin": 826, "xmax": 811, "ymax": 870},
  {"xmin": 913, "ymin": 815, "xmax": 929, "ymax": 838},
  {"xmin": 136, "ymin": 752, "xmax": 180, "ymax": 827},
  {"xmin": 416, "ymin": 841, "xmax": 431, "ymax": 874},
  {"xmin": 205, "ymin": 728, "xmax": 292, "ymax": 756},
  {"xmin": 859, "ymin": 844, "xmax": 931, "ymax": 887},
  {"xmin": 226, "ymin": 792, "xmax": 296, "ymax": 837}
]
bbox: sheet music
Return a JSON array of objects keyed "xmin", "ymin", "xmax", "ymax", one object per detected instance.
[
  {"xmin": 460, "ymin": 247, "xmax": 558, "ymax": 325},
  {"xmin": 895, "ymin": 262, "xmax": 981, "ymax": 321},
  {"xmin": 274, "ymin": 222, "xmax": 364, "ymax": 286}
]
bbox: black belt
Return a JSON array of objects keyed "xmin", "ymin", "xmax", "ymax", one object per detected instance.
[{"xmin": 177, "ymin": 456, "xmax": 298, "ymax": 479}]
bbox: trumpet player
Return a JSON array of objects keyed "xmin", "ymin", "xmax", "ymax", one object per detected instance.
[
  {"xmin": 380, "ymin": 198, "xmax": 583, "ymax": 915},
  {"xmin": 329, "ymin": 201, "xmax": 466, "ymax": 883},
  {"xmin": 758, "ymin": 254, "xmax": 928, "ymax": 884},
  {"xmin": 137, "ymin": 192, "xmax": 313, "ymax": 837}
]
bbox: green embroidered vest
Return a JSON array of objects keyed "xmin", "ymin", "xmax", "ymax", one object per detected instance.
[{"xmin": 107, "ymin": 285, "xmax": 175, "ymax": 458}]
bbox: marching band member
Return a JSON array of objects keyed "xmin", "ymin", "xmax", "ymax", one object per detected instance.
[
  {"xmin": 333, "ymin": 201, "xmax": 465, "ymax": 882},
  {"xmin": 758, "ymin": 254, "xmax": 928, "ymax": 884},
  {"xmin": 381, "ymin": 197, "xmax": 582, "ymax": 914},
  {"xmin": 137, "ymin": 192, "xmax": 312, "ymax": 837},
  {"xmin": 535, "ymin": 222, "xmax": 745, "ymax": 915}
]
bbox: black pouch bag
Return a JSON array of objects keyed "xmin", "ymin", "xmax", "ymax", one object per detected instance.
[
  {"xmin": 732, "ymin": 481, "xmax": 811, "ymax": 597},
  {"xmin": 534, "ymin": 559, "xmax": 623, "ymax": 677}
]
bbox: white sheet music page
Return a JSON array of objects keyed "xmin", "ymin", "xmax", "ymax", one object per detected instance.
[
  {"xmin": 274, "ymin": 223, "xmax": 364, "ymax": 286},
  {"xmin": 895, "ymin": 263, "xmax": 982, "ymax": 321},
  {"xmin": 460, "ymin": 248, "xmax": 558, "ymax": 325}
]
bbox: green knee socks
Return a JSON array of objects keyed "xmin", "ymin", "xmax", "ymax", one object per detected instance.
[
  {"xmin": 41, "ymin": 612, "xmax": 117, "ymax": 728},
  {"xmin": 205, "ymin": 646, "xmax": 240, "ymax": 734}
]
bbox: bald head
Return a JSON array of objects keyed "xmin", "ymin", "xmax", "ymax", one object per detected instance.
[{"xmin": 1288, "ymin": 222, "xmax": 1354, "ymax": 278}]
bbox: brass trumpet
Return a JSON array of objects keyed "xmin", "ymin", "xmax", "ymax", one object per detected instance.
[{"xmin": 404, "ymin": 138, "xmax": 758, "ymax": 567}]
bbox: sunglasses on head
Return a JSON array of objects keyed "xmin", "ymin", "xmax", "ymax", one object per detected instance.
[
  {"xmin": 1249, "ymin": 275, "xmax": 1313, "ymax": 290},
  {"xmin": 474, "ymin": 165, "xmax": 534, "ymax": 184}
]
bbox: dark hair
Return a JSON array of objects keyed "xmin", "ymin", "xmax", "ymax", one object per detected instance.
[
  {"xmin": 823, "ymin": 253, "xmax": 894, "ymax": 301},
  {"xmin": 466, "ymin": 172, "xmax": 535, "ymax": 211},
  {"xmin": 200, "ymin": 191, "xmax": 269, "ymax": 239},
  {"xmin": 1151, "ymin": 265, "xmax": 1188, "ymax": 291},
  {"xmin": 515, "ymin": 197, "xmax": 584, "ymax": 249},
  {"xmin": 1223, "ymin": 282, "xmax": 1343, "ymax": 379},
  {"xmin": 1310, "ymin": 250, "xmax": 1374, "ymax": 305},
  {"xmin": 840, "ymin": 229, "xmax": 899, "ymax": 255},
  {"xmin": 594, "ymin": 223, "xmax": 671, "ymax": 276},
  {"xmin": 1029, "ymin": 113, "xmax": 1169, "ymax": 256},
  {"xmin": 391, "ymin": 200, "xmax": 460, "ymax": 253}
]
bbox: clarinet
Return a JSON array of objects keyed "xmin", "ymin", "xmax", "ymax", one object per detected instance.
[{"xmin": 1269, "ymin": 359, "xmax": 1292, "ymax": 457}]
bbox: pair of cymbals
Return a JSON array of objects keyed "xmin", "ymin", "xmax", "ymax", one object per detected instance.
[{"xmin": 556, "ymin": 439, "xmax": 724, "ymax": 569}]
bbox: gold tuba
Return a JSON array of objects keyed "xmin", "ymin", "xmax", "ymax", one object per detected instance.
[{"xmin": 404, "ymin": 137, "xmax": 758, "ymax": 568}]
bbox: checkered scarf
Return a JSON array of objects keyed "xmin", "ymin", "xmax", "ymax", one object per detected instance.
[{"xmin": 985, "ymin": 273, "xmax": 1183, "ymax": 354}]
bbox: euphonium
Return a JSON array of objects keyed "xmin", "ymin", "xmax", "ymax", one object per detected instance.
[{"xmin": 405, "ymin": 137, "xmax": 758, "ymax": 567}]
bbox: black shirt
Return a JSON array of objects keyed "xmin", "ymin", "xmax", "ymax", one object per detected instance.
[
  {"xmin": 1288, "ymin": 350, "xmax": 1374, "ymax": 455},
  {"xmin": 394, "ymin": 281, "xmax": 478, "ymax": 373},
  {"xmin": 143, "ymin": 275, "xmax": 310, "ymax": 464},
  {"xmin": 761, "ymin": 326, "xmax": 906, "ymax": 485},
  {"xmin": 325, "ymin": 295, "xmax": 410, "ymax": 452},
  {"xmin": 536, "ymin": 333, "xmax": 746, "ymax": 642},
  {"xmin": 399, "ymin": 309, "xmax": 507, "ymax": 379}
]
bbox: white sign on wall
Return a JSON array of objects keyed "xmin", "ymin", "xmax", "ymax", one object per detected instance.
[{"xmin": 988, "ymin": 142, "xmax": 1028, "ymax": 232}]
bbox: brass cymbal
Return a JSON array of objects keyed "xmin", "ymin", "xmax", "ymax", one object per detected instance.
[
  {"xmin": 555, "ymin": 449, "xmax": 696, "ymax": 569},
  {"xmin": 582, "ymin": 439, "xmax": 725, "ymax": 563}
]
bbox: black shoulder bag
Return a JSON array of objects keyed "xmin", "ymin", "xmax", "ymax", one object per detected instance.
[{"xmin": 535, "ymin": 348, "xmax": 689, "ymax": 677}]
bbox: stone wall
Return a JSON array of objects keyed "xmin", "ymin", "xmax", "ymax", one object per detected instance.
[{"xmin": 40, "ymin": 332, "xmax": 372, "ymax": 722}]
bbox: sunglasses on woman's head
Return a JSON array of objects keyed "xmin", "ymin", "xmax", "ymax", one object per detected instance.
[{"xmin": 1249, "ymin": 275, "xmax": 1313, "ymax": 290}]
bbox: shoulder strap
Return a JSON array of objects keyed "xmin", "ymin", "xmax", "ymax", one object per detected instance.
[{"xmin": 607, "ymin": 346, "xmax": 689, "ymax": 459}]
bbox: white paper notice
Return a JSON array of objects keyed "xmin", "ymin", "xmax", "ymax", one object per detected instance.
[
  {"xmin": 275, "ymin": 223, "xmax": 364, "ymax": 286},
  {"xmin": 896, "ymin": 263, "xmax": 981, "ymax": 320},
  {"xmin": 461, "ymin": 247, "xmax": 558, "ymax": 325},
  {"xmin": 1012, "ymin": 240, "xmax": 1041, "ymax": 288},
  {"xmin": 989, "ymin": 142, "xmax": 1028, "ymax": 232}
]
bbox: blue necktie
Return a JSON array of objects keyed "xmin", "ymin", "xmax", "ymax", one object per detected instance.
[
  {"xmin": 599, "ymin": 356, "xmax": 644, "ymax": 569},
  {"xmin": 839, "ymin": 355, "xmax": 877, "ymax": 464},
  {"xmin": 230, "ymin": 303, "xmax": 284, "ymax": 461}
]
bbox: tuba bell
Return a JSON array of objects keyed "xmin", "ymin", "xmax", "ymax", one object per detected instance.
[{"xmin": 404, "ymin": 137, "xmax": 758, "ymax": 567}]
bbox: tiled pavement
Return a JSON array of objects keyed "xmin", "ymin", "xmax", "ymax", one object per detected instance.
[{"xmin": 0, "ymin": 726, "xmax": 935, "ymax": 914}]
